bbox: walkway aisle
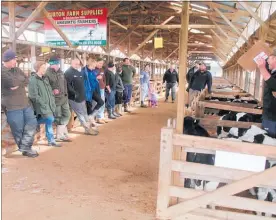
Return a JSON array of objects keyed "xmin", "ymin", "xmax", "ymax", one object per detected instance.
[{"xmin": 2, "ymin": 101, "xmax": 176, "ymax": 220}]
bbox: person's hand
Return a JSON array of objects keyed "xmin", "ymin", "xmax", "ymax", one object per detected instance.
[
  {"xmin": 10, "ymin": 86, "xmax": 19, "ymax": 90},
  {"xmin": 256, "ymin": 58, "xmax": 266, "ymax": 69},
  {"xmin": 53, "ymin": 89, "xmax": 60, "ymax": 95},
  {"xmin": 108, "ymin": 88, "xmax": 111, "ymax": 93},
  {"xmin": 97, "ymin": 75, "xmax": 103, "ymax": 80}
]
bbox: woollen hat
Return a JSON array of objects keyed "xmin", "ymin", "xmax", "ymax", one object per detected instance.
[
  {"xmin": 107, "ymin": 61, "xmax": 115, "ymax": 68},
  {"xmin": 48, "ymin": 55, "xmax": 61, "ymax": 65},
  {"xmin": 3, "ymin": 49, "xmax": 16, "ymax": 62}
]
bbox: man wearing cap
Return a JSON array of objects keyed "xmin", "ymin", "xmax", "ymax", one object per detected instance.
[
  {"xmin": 105, "ymin": 61, "xmax": 120, "ymax": 119},
  {"xmin": 45, "ymin": 55, "xmax": 71, "ymax": 142},
  {"xmin": 187, "ymin": 62, "xmax": 212, "ymax": 106},
  {"xmin": 1, "ymin": 49, "xmax": 38, "ymax": 157},
  {"xmin": 256, "ymin": 49, "xmax": 276, "ymax": 138}
]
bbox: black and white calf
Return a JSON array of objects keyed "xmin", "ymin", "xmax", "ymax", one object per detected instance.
[
  {"xmin": 183, "ymin": 116, "xmax": 215, "ymax": 189},
  {"xmin": 217, "ymin": 112, "xmax": 262, "ymax": 138}
]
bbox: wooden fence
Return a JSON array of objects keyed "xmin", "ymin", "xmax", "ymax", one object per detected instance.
[{"xmin": 156, "ymin": 120, "xmax": 276, "ymax": 220}]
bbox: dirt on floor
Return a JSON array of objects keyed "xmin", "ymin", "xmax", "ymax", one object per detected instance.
[{"xmin": 2, "ymin": 101, "xmax": 176, "ymax": 220}]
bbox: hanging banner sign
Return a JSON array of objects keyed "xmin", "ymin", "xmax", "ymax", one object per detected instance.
[{"xmin": 44, "ymin": 8, "xmax": 107, "ymax": 46}]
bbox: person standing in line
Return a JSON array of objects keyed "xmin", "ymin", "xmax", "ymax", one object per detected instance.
[
  {"xmin": 140, "ymin": 64, "xmax": 151, "ymax": 108},
  {"xmin": 114, "ymin": 65, "xmax": 124, "ymax": 116},
  {"xmin": 28, "ymin": 62, "xmax": 61, "ymax": 147},
  {"xmin": 95, "ymin": 58, "xmax": 107, "ymax": 123},
  {"xmin": 105, "ymin": 62, "xmax": 120, "ymax": 119},
  {"xmin": 65, "ymin": 59, "xmax": 98, "ymax": 135},
  {"xmin": 1, "ymin": 49, "xmax": 38, "ymax": 157},
  {"xmin": 45, "ymin": 55, "xmax": 71, "ymax": 142},
  {"xmin": 121, "ymin": 58, "xmax": 136, "ymax": 112},
  {"xmin": 256, "ymin": 49, "xmax": 276, "ymax": 138},
  {"xmin": 163, "ymin": 64, "xmax": 179, "ymax": 103},
  {"xmin": 82, "ymin": 57, "xmax": 104, "ymax": 126},
  {"xmin": 187, "ymin": 62, "xmax": 212, "ymax": 106}
]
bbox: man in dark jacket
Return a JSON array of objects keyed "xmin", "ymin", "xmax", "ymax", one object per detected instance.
[
  {"xmin": 105, "ymin": 62, "xmax": 119, "ymax": 119},
  {"xmin": 1, "ymin": 49, "xmax": 38, "ymax": 157},
  {"xmin": 65, "ymin": 59, "xmax": 97, "ymax": 135},
  {"xmin": 45, "ymin": 55, "xmax": 71, "ymax": 142},
  {"xmin": 163, "ymin": 64, "xmax": 179, "ymax": 103},
  {"xmin": 121, "ymin": 58, "xmax": 136, "ymax": 112},
  {"xmin": 186, "ymin": 62, "xmax": 200, "ymax": 88},
  {"xmin": 187, "ymin": 63, "xmax": 212, "ymax": 106},
  {"xmin": 256, "ymin": 49, "xmax": 276, "ymax": 138}
]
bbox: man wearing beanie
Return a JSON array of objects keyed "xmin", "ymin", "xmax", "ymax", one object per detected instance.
[
  {"xmin": 1, "ymin": 49, "xmax": 38, "ymax": 157},
  {"xmin": 105, "ymin": 61, "xmax": 120, "ymax": 119},
  {"xmin": 256, "ymin": 49, "xmax": 276, "ymax": 138},
  {"xmin": 45, "ymin": 55, "xmax": 71, "ymax": 142}
]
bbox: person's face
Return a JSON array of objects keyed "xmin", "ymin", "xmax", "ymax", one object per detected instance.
[
  {"xmin": 199, "ymin": 64, "xmax": 206, "ymax": 72},
  {"xmin": 124, "ymin": 59, "xmax": 130, "ymax": 65},
  {"xmin": 195, "ymin": 64, "xmax": 199, "ymax": 69},
  {"xmin": 51, "ymin": 64, "xmax": 60, "ymax": 72},
  {"xmin": 145, "ymin": 65, "xmax": 150, "ymax": 72},
  {"xmin": 39, "ymin": 64, "xmax": 47, "ymax": 75},
  {"xmin": 72, "ymin": 61, "xmax": 80, "ymax": 70},
  {"xmin": 88, "ymin": 59, "xmax": 96, "ymax": 69},
  {"xmin": 5, "ymin": 58, "xmax": 17, "ymax": 68},
  {"xmin": 170, "ymin": 65, "xmax": 175, "ymax": 71},
  {"xmin": 267, "ymin": 55, "xmax": 276, "ymax": 70},
  {"xmin": 96, "ymin": 60, "xmax": 104, "ymax": 69}
]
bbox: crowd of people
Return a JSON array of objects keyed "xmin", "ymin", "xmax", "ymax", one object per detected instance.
[{"xmin": 1, "ymin": 49, "xmax": 144, "ymax": 158}]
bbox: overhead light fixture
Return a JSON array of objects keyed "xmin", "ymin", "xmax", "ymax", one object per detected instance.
[
  {"xmin": 190, "ymin": 3, "xmax": 208, "ymax": 10},
  {"xmin": 170, "ymin": 2, "xmax": 182, "ymax": 7},
  {"xmin": 192, "ymin": 8, "xmax": 207, "ymax": 14}
]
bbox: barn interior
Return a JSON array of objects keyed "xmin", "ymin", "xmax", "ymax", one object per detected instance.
[{"xmin": 2, "ymin": 1, "xmax": 276, "ymax": 220}]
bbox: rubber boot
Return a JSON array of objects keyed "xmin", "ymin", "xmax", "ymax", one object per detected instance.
[
  {"xmin": 108, "ymin": 109, "xmax": 116, "ymax": 119},
  {"xmin": 140, "ymin": 101, "xmax": 147, "ymax": 108},
  {"xmin": 118, "ymin": 104, "xmax": 123, "ymax": 116},
  {"xmin": 112, "ymin": 108, "xmax": 121, "ymax": 117},
  {"xmin": 124, "ymin": 104, "xmax": 131, "ymax": 113},
  {"xmin": 83, "ymin": 122, "xmax": 99, "ymax": 136},
  {"xmin": 56, "ymin": 125, "xmax": 71, "ymax": 142}
]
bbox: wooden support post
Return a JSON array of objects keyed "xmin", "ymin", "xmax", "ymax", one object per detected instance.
[
  {"xmin": 30, "ymin": 45, "xmax": 36, "ymax": 72},
  {"xmin": 60, "ymin": 50, "xmax": 65, "ymax": 71},
  {"xmin": 171, "ymin": 1, "xmax": 189, "ymax": 206},
  {"xmin": 254, "ymin": 68, "xmax": 261, "ymax": 100},
  {"xmin": 9, "ymin": 2, "xmax": 16, "ymax": 51},
  {"xmin": 156, "ymin": 128, "xmax": 173, "ymax": 219}
]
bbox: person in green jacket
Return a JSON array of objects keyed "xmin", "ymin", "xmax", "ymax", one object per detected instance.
[
  {"xmin": 121, "ymin": 58, "xmax": 136, "ymax": 112},
  {"xmin": 28, "ymin": 61, "xmax": 61, "ymax": 147},
  {"xmin": 45, "ymin": 56, "xmax": 71, "ymax": 142}
]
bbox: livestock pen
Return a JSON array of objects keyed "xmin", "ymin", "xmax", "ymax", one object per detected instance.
[{"xmin": 156, "ymin": 2, "xmax": 276, "ymax": 220}]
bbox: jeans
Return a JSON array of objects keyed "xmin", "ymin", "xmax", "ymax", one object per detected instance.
[
  {"xmin": 106, "ymin": 90, "xmax": 116, "ymax": 110},
  {"xmin": 6, "ymin": 106, "xmax": 37, "ymax": 152},
  {"xmin": 55, "ymin": 101, "xmax": 71, "ymax": 125},
  {"xmin": 141, "ymin": 83, "xmax": 149, "ymax": 102},
  {"xmin": 69, "ymin": 100, "xmax": 90, "ymax": 127},
  {"xmin": 97, "ymin": 89, "xmax": 105, "ymax": 119},
  {"xmin": 123, "ymin": 84, "xmax": 133, "ymax": 104},
  {"xmin": 166, "ymin": 83, "xmax": 176, "ymax": 101},
  {"xmin": 262, "ymin": 119, "xmax": 276, "ymax": 138},
  {"xmin": 38, "ymin": 116, "xmax": 55, "ymax": 143}
]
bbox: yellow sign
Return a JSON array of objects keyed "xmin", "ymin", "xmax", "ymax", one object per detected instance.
[
  {"xmin": 41, "ymin": 47, "xmax": 51, "ymax": 53},
  {"xmin": 154, "ymin": 37, "xmax": 163, "ymax": 49}
]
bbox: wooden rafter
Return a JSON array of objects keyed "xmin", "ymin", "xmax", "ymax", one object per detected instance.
[
  {"xmin": 238, "ymin": 1, "xmax": 276, "ymax": 38},
  {"xmin": 107, "ymin": 1, "xmax": 121, "ymax": 17},
  {"xmin": 111, "ymin": 2, "xmax": 163, "ymax": 51},
  {"xmin": 109, "ymin": 19, "xmax": 141, "ymax": 37},
  {"xmin": 131, "ymin": 10, "xmax": 182, "ymax": 56},
  {"xmin": 15, "ymin": 2, "xmax": 48, "ymax": 39},
  {"xmin": 136, "ymin": 24, "xmax": 216, "ymax": 29},
  {"xmin": 213, "ymin": 7, "xmax": 247, "ymax": 42}
]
